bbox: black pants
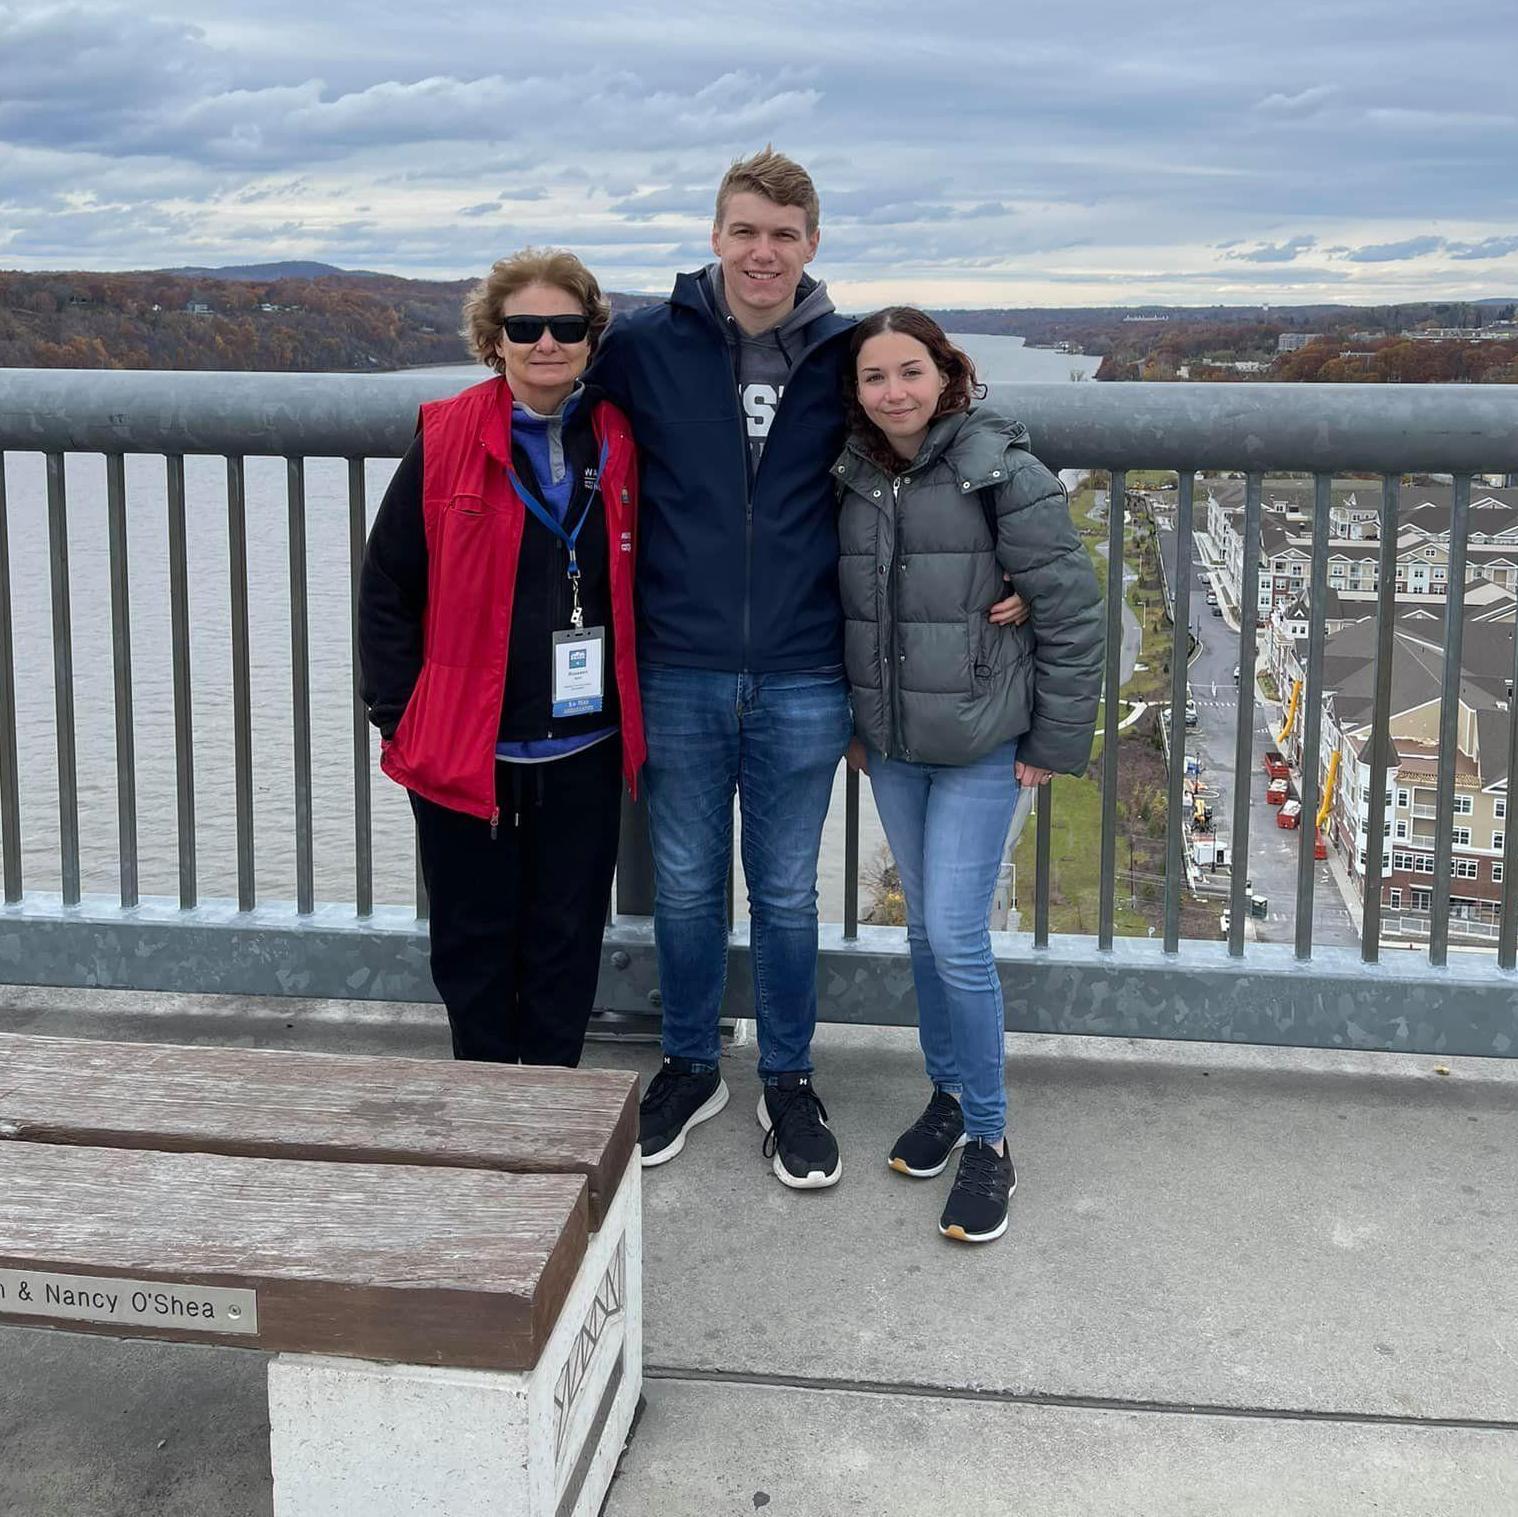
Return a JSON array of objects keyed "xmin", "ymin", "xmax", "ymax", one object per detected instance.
[{"xmin": 410, "ymin": 738, "xmax": 623, "ymax": 1066}]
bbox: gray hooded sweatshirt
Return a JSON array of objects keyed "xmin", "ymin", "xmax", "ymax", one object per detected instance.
[{"xmin": 705, "ymin": 264, "xmax": 837, "ymax": 475}]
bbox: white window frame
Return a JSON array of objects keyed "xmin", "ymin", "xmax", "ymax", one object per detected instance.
[
  {"xmin": 1495, "ymin": 862, "xmax": 1505, "ymax": 885},
  {"xmin": 1453, "ymin": 826, "xmax": 1472, "ymax": 847},
  {"xmin": 1494, "ymin": 830, "xmax": 1505, "ymax": 853},
  {"xmin": 1453, "ymin": 858, "xmax": 1479, "ymax": 880},
  {"xmin": 1453, "ymin": 794, "xmax": 1474, "ymax": 816},
  {"xmin": 1395, "ymin": 820, "xmax": 1409, "ymax": 840},
  {"xmin": 1389, "ymin": 888, "xmax": 1402, "ymax": 908},
  {"xmin": 1495, "ymin": 798, "xmax": 1506, "ymax": 821}
]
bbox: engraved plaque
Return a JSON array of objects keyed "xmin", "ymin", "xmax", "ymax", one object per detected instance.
[{"xmin": 0, "ymin": 1268, "xmax": 258, "ymax": 1335}]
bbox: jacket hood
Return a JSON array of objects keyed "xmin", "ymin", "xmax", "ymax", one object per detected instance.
[
  {"xmin": 836, "ymin": 404, "xmax": 1034, "ymax": 494},
  {"xmin": 677, "ymin": 265, "xmax": 840, "ymax": 342}
]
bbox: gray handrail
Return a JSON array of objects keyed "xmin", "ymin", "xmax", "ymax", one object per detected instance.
[{"xmin": 3, "ymin": 368, "xmax": 1517, "ymax": 472}]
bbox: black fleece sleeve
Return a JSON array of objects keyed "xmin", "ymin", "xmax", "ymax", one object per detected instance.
[
  {"xmin": 585, "ymin": 317, "xmax": 634, "ymax": 414},
  {"xmin": 357, "ymin": 435, "xmax": 427, "ymax": 739}
]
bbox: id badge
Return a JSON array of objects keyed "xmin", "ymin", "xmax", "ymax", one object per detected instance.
[{"xmin": 552, "ymin": 626, "xmax": 605, "ymax": 718}]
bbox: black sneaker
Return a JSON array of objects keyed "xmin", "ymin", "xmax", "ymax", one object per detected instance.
[
  {"xmin": 939, "ymin": 1138, "xmax": 1016, "ymax": 1243},
  {"xmin": 756, "ymin": 1073, "xmax": 841, "ymax": 1190},
  {"xmin": 639, "ymin": 1056, "xmax": 728, "ymax": 1168},
  {"xmin": 888, "ymin": 1087, "xmax": 967, "ymax": 1178}
]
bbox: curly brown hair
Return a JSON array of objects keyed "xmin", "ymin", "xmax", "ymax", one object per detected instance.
[
  {"xmin": 460, "ymin": 247, "xmax": 612, "ymax": 376},
  {"xmin": 845, "ymin": 307, "xmax": 986, "ymax": 473}
]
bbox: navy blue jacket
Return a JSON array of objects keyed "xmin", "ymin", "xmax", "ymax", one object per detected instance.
[{"xmin": 590, "ymin": 270, "xmax": 854, "ymax": 672}]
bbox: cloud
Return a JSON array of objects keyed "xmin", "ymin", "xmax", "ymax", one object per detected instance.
[
  {"xmin": 1366, "ymin": 108, "xmax": 1518, "ymax": 131},
  {"xmin": 1227, "ymin": 236, "xmax": 1317, "ymax": 264},
  {"xmin": 1254, "ymin": 86, "xmax": 1335, "ymax": 118},
  {"xmin": 2, "ymin": 0, "xmax": 1515, "ymax": 305},
  {"xmin": 1447, "ymin": 235, "xmax": 1518, "ymax": 261},
  {"xmin": 1340, "ymin": 236, "xmax": 1447, "ymax": 264}
]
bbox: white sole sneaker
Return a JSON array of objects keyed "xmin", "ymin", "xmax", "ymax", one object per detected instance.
[
  {"xmin": 888, "ymin": 1132, "xmax": 968, "ymax": 1179},
  {"xmin": 939, "ymin": 1172, "xmax": 1018, "ymax": 1243},
  {"xmin": 755, "ymin": 1090, "xmax": 842, "ymax": 1190},
  {"xmin": 639, "ymin": 1079, "xmax": 729, "ymax": 1168}
]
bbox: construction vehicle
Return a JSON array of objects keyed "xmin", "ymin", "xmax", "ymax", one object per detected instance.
[
  {"xmin": 1190, "ymin": 797, "xmax": 1214, "ymax": 833},
  {"xmin": 1263, "ymin": 750, "xmax": 1290, "ymax": 780},
  {"xmin": 1316, "ymin": 750, "xmax": 1340, "ymax": 830},
  {"xmin": 1277, "ymin": 678, "xmax": 1303, "ymax": 743}
]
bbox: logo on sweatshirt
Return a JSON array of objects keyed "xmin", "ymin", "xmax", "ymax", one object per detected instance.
[{"xmin": 743, "ymin": 383, "xmax": 784, "ymax": 438}]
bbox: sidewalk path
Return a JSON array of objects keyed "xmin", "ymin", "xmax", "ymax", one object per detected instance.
[{"xmin": 3, "ymin": 989, "xmax": 1515, "ymax": 1515}]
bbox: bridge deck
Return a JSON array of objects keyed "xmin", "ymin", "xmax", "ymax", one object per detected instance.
[{"xmin": 2, "ymin": 985, "xmax": 1515, "ymax": 1515}]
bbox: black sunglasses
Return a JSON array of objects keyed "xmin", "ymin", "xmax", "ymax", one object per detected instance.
[{"xmin": 501, "ymin": 314, "xmax": 591, "ymax": 345}]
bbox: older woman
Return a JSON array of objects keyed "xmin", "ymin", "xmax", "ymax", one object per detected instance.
[{"xmin": 359, "ymin": 248, "xmax": 643, "ymax": 1066}]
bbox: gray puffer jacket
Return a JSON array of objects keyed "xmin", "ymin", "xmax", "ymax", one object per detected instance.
[{"xmin": 836, "ymin": 405, "xmax": 1104, "ymax": 772}]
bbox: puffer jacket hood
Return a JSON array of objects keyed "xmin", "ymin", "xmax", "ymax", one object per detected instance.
[{"xmin": 835, "ymin": 404, "xmax": 1104, "ymax": 772}]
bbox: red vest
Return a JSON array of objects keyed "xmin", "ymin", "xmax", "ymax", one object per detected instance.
[{"xmin": 381, "ymin": 376, "xmax": 645, "ymax": 822}]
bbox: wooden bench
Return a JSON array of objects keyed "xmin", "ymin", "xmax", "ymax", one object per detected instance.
[{"xmin": 0, "ymin": 1033, "xmax": 643, "ymax": 1517}]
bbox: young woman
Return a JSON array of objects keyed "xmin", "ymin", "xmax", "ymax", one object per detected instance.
[
  {"xmin": 359, "ymin": 248, "xmax": 643, "ymax": 1067},
  {"xmin": 836, "ymin": 308, "xmax": 1103, "ymax": 1242}
]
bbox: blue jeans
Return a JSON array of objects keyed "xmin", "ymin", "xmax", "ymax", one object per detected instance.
[
  {"xmin": 867, "ymin": 740, "xmax": 1020, "ymax": 1141},
  {"xmin": 640, "ymin": 664, "xmax": 852, "ymax": 1077}
]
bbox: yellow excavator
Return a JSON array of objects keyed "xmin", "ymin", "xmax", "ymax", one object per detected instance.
[
  {"xmin": 1278, "ymin": 678, "xmax": 1303, "ymax": 744},
  {"xmin": 1316, "ymin": 749, "xmax": 1340, "ymax": 830}
]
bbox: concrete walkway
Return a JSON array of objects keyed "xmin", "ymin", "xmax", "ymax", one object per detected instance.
[{"xmin": 3, "ymin": 987, "xmax": 1516, "ymax": 1515}]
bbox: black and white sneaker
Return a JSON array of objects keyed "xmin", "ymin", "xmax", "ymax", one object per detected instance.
[
  {"xmin": 639, "ymin": 1056, "xmax": 728, "ymax": 1168},
  {"xmin": 756, "ymin": 1073, "xmax": 842, "ymax": 1190},
  {"xmin": 939, "ymin": 1138, "xmax": 1016, "ymax": 1243},
  {"xmin": 888, "ymin": 1087, "xmax": 967, "ymax": 1178}
]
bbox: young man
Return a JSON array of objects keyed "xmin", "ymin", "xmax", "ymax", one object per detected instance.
[
  {"xmin": 590, "ymin": 148, "xmax": 855, "ymax": 1189},
  {"xmin": 594, "ymin": 149, "xmax": 1020, "ymax": 1189}
]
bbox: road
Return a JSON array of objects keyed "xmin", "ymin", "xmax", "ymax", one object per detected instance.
[
  {"xmin": 1094, "ymin": 538, "xmax": 1141, "ymax": 685},
  {"xmin": 1175, "ymin": 533, "xmax": 1359, "ymax": 948}
]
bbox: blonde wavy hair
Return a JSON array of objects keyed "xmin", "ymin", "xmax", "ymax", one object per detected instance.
[{"xmin": 460, "ymin": 247, "xmax": 612, "ymax": 374}]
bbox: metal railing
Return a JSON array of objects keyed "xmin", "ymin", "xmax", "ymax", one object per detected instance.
[{"xmin": 1, "ymin": 368, "xmax": 1517, "ymax": 1058}]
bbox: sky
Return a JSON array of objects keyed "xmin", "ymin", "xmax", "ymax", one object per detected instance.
[{"xmin": 1, "ymin": 0, "xmax": 1516, "ymax": 309}]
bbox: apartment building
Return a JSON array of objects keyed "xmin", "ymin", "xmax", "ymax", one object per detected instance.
[
  {"xmin": 1207, "ymin": 481, "xmax": 1518, "ymax": 619},
  {"xmin": 1274, "ymin": 613, "xmax": 1513, "ymax": 940}
]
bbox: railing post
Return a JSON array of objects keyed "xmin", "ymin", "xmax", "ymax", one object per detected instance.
[{"xmin": 616, "ymin": 792, "xmax": 655, "ymax": 918}]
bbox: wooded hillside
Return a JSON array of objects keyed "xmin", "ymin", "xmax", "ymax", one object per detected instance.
[{"xmin": 0, "ymin": 269, "xmax": 657, "ymax": 371}]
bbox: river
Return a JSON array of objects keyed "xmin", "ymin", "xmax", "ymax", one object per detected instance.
[{"xmin": 0, "ymin": 333, "xmax": 1097, "ymax": 915}]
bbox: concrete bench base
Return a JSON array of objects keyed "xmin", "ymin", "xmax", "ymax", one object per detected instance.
[{"xmin": 268, "ymin": 1160, "xmax": 642, "ymax": 1517}]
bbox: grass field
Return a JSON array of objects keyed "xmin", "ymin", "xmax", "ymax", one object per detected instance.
[{"xmin": 1011, "ymin": 742, "xmax": 1151, "ymax": 938}]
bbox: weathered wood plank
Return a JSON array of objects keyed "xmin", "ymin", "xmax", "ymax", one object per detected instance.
[
  {"xmin": 0, "ymin": 1033, "xmax": 638, "ymax": 1227},
  {"xmin": 0, "ymin": 1143, "xmax": 588, "ymax": 1370}
]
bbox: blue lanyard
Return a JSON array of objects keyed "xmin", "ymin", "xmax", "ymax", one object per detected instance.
[{"xmin": 508, "ymin": 438, "xmax": 610, "ymax": 582}]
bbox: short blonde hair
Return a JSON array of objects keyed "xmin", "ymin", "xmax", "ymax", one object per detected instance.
[
  {"xmin": 715, "ymin": 146, "xmax": 820, "ymax": 234},
  {"xmin": 460, "ymin": 247, "xmax": 611, "ymax": 374}
]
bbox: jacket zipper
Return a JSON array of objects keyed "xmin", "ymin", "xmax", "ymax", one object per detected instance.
[
  {"xmin": 721, "ymin": 316, "xmax": 756, "ymax": 671},
  {"xmin": 711, "ymin": 302, "xmax": 846, "ymax": 672},
  {"xmin": 889, "ymin": 473, "xmax": 905, "ymax": 754}
]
